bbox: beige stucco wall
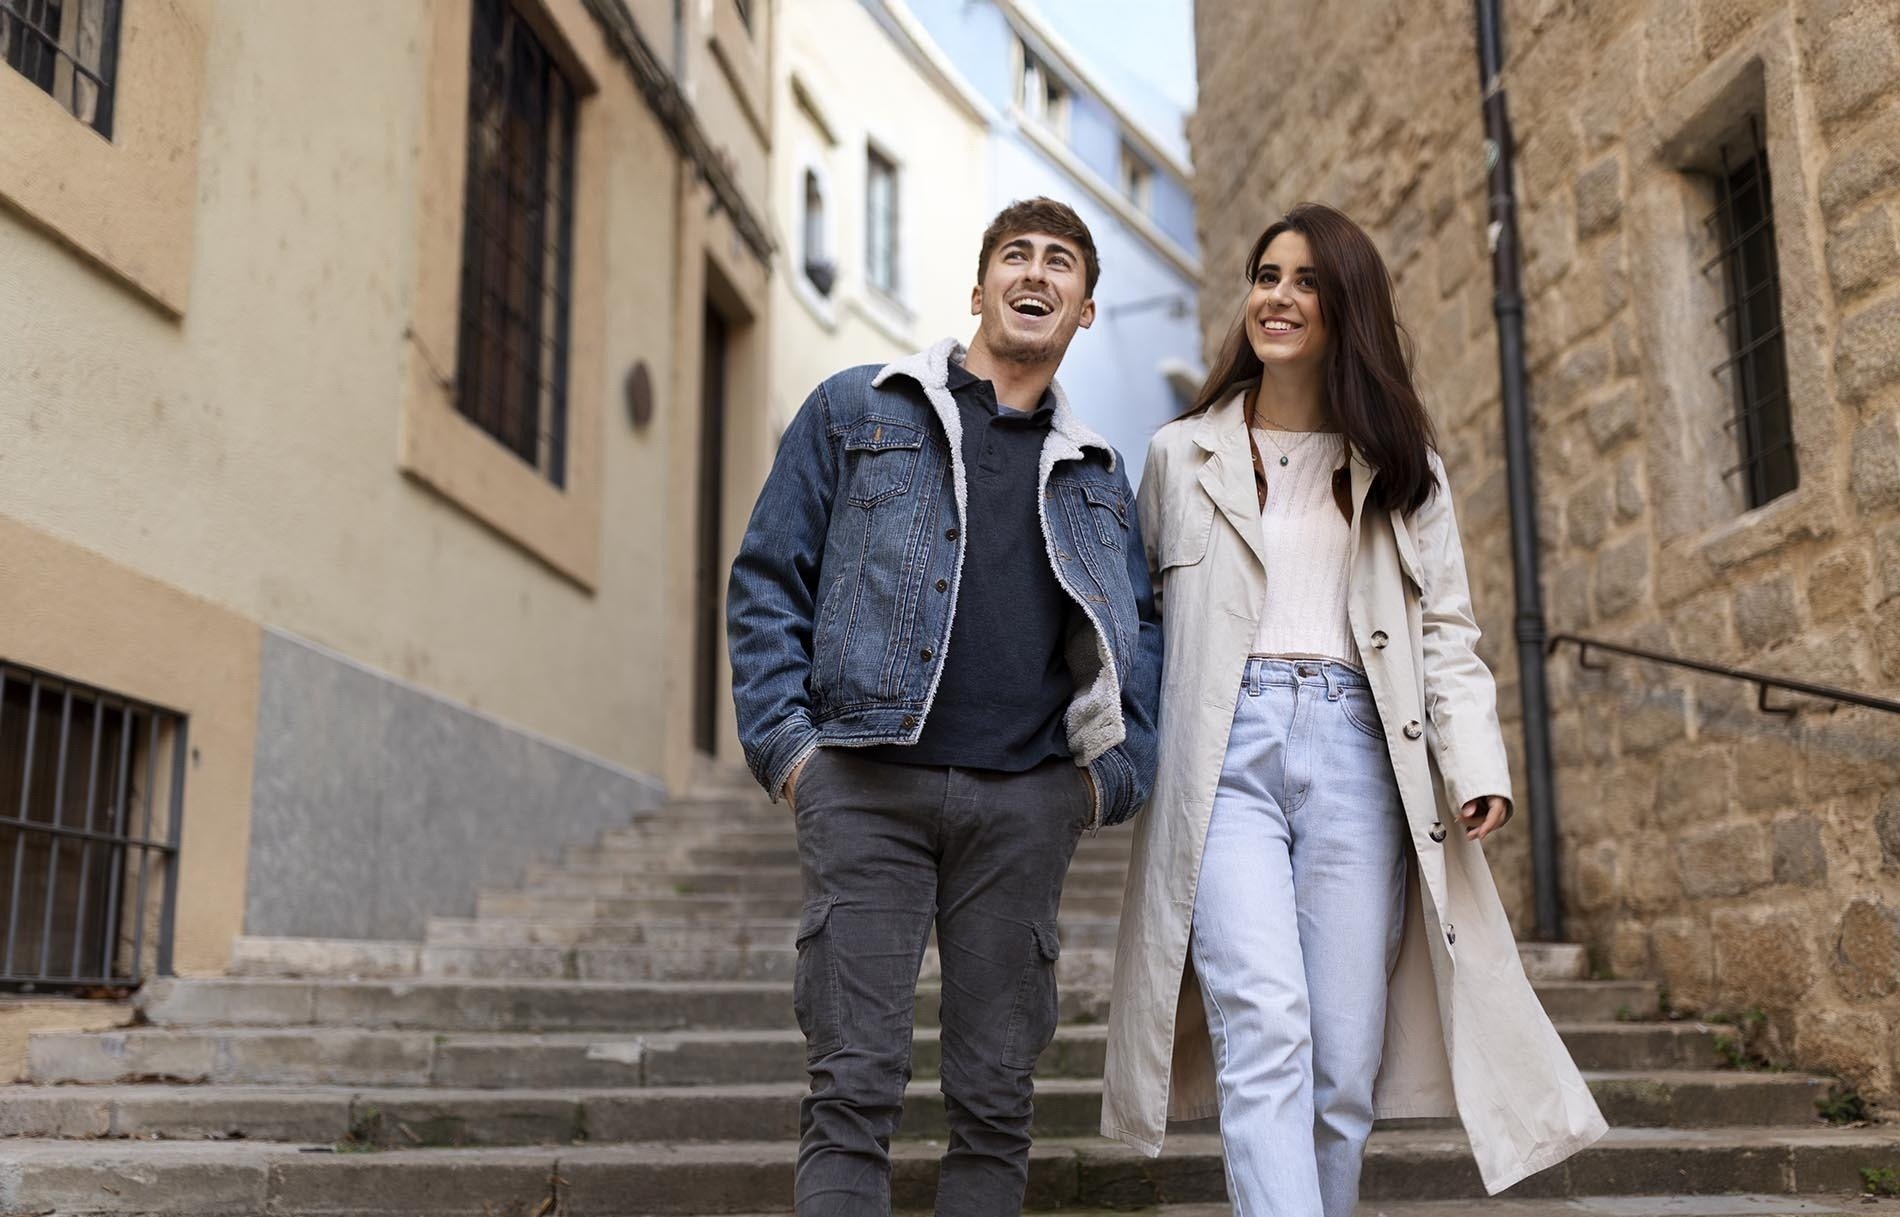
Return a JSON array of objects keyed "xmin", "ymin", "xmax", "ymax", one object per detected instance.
[
  {"xmin": 768, "ymin": 0, "xmax": 990, "ymax": 430},
  {"xmin": 1, "ymin": 0, "xmax": 777, "ymax": 960},
  {"xmin": 1192, "ymin": 0, "xmax": 1900, "ymax": 1100},
  {"xmin": 0, "ymin": 0, "xmax": 771, "ymax": 782}
]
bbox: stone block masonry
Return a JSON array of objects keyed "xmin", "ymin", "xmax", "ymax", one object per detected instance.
[{"xmin": 1191, "ymin": 0, "xmax": 1900, "ymax": 1102}]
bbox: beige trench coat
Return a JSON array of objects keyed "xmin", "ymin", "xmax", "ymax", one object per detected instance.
[{"xmin": 1099, "ymin": 393, "xmax": 1606, "ymax": 1194}]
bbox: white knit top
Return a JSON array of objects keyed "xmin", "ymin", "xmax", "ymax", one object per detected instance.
[{"xmin": 1249, "ymin": 427, "xmax": 1361, "ymax": 668}]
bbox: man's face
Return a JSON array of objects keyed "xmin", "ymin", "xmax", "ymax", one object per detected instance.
[{"xmin": 970, "ymin": 232, "xmax": 1095, "ymax": 364}]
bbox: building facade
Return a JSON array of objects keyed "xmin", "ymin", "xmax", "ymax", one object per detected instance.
[
  {"xmin": 0, "ymin": 0, "xmax": 775, "ymax": 1008},
  {"xmin": 767, "ymin": 0, "xmax": 990, "ymax": 429},
  {"xmin": 1192, "ymin": 0, "xmax": 1900, "ymax": 1099},
  {"xmin": 888, "ymin": 0, "xmax": 1203, "ymax": 478}
]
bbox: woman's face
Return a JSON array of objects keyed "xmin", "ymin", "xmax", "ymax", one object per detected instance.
[{"xmin": 1246, "ymin": 229, "xmax": 1328, "ymax": 372}]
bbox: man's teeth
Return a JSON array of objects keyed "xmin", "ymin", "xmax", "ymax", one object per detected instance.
[{"xmin": 1014, "ymin": 300, "xmax": 1051, "ymax": 316}]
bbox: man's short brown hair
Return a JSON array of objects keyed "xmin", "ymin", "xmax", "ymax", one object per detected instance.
[{"xmin": 976, "ymin": 197, "xmax": 1101, "ymax": 298}]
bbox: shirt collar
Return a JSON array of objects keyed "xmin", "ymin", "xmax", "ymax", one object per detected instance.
[{"xmin": 947, "ymin": 361, "xmax": 1056, "ymax": 423}]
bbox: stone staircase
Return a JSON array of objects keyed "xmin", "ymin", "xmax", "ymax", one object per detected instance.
[{"xmin": 3, "ymin": 786, "xmax": 1898, "ymax": 1216}]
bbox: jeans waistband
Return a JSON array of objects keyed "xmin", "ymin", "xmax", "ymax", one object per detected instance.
[{"xmin": 1241, "ymin": 655, "xmax": 1369, "ymax": 695}]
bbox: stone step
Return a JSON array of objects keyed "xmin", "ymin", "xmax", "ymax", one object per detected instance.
[
  {"xmin": 425, "ymin": 915, "xmax": 1126, "ymax": 951},
  {"xmin": 0, "ymin": 1127, "xmax": 1893, "ymax": 1212},
  {"xmin": 1517, "ymin": 942, "xmax": 1588, "ymax": 982},
  {"xmin": 129, "ymin": 977, "xmax": 1113, "ymax": 1034},
  {"xmin": 414, "ymin": 942, "xmax": 1121, "ymax": 985},
  {"xmin": 31, "ymin": 1020, "xmax": 1727, "ymax": 1089},
  {"xmin": 803, "ymin": 1203, "xmax": 1874, "ymax": 1217},
  {"xmin": 514, "ymin": 861, "xmax": 1129, "ymax": 897},
  {"xmin": 0, "ymin": 1070, "xmax": 1832, "ymax": 1145},
  {"xmin": 124, "ymin": 976, "xmax": 1652, "ymax": 1036},
  {"xmin": 583, "ymin": 830, "xmax": 1134, "ymax": 861},
  {"xmin": 476, "ymin": 889, "xmax": 1132, "ymax": 920}
]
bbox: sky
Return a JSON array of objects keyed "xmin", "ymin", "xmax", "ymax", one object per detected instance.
[{"xmin": 1021, "ymin": 0, "xmax": 1198, "ymax": 165}]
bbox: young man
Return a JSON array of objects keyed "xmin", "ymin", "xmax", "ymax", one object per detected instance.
[{"xmin": 727, "ymin": 197, "xmax": 1162, "ymax": 1215}]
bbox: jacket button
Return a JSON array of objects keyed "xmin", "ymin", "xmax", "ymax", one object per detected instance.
[
  {"xmin": 901, "ymin": 714, "xmax": 917, "ymax": 729},
  {"xmin": 920, "ymin": 648, "xmax": 933, "ymax": 661},
  {"xmin": 1403, "ymin": 721, "xmax": 1423, "ymax": 740},
  {"xmin": 945, "ymin": 527, "xmax": 959, "ymax": 541},
  {"xmin": 935, "ymin": 579, "xmax": 948, "ymax": 592},
  {"xmin": 1446, "ymin": 924, "xmax": 1456, "ymax": 946},
  {"xmin": 1371, "ymin": 630, "xmax": 1389, "ymax": 649},
  {"xmin": 1429, "ymin": 822, "xmax": 1447, "ymax": 843}
]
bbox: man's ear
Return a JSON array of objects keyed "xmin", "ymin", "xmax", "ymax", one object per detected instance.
[
  {"xmin": 1077, "ymin": 299, "xmax": 1096, "ymax": 330},
  {"xmin": 969, "ymin": 284, "xmax": 983, "ymax": 316}
]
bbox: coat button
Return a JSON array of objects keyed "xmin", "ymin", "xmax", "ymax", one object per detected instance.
[
  {"xmin": 901, "ymin": 714, "xmax": 917, "ymax": 729},
  {"xmin": 1370, "ymin": 630, "xmax": 1389, "ymax": 649},
  {"xmin": 1446, "ymin": 924, "xmax": 1456, "ymax": 946},
  {"xmin": 920, "ymin": 648, "xmax": 933, "ymax": 661},
  {"xmin": 1429, "ymin": 821, "xmax": 1446, "ymax": 843},
  {"xmin": 945, "ymin": 527, "xmax": 959, "ymax": 541},
  {"xmin": 935, "ymin": 579, "xmax": 948, "ymax": 592},
  {"xmin": 1403, "ymin": 720, "xmax": 1423, "ymax": 740}
]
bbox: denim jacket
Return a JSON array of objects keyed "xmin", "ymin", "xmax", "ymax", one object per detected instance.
[{"xmin": 727, "ymin": 338, "xmax": 1162, "ymax": 827}]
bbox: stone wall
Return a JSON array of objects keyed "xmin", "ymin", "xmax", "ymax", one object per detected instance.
[{"xmin": 1191, "ymin": 0, "xmax": 1900, "ymax": 1099}]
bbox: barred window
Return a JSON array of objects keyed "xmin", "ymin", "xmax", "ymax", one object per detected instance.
[
  {"xmin": 1, "ymin": 0, "xmax": 120, "ymax": 137},
  {"xmin": 455, "ymin": 0, "xmax": 578, "ymax": 488},
  {"xmin": 1707, "ymin": 116, "xmax": 1796, "ymax": 509}
]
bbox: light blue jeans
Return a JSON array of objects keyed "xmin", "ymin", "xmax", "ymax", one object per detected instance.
[{"xmin": 1190, "ymin": 657, "xmax": 1408, "ymax": 1217}]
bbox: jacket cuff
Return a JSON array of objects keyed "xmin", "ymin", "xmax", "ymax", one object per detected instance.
[
  {"xmin": 753, "ymin": 715, "xmax": 821, "ymax": 803},
  {"xmin": 1088, "ymin": 747, "xmax": 1140, "ymax": 828}
]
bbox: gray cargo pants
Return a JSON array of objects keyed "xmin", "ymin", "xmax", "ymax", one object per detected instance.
[{"xmin": 788, "ymin": 748, "xmax": 1089, "ymax": 1216}]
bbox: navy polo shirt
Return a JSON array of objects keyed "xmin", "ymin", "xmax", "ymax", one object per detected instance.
[{"xmin": 863, "ymin": 362, "xmax": 1078, "ymax": 771}]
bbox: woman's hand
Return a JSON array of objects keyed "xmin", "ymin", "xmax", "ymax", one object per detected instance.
[{"xmin": 1456, "ymin": 794, "xmax": 1511, "ymax": 842}]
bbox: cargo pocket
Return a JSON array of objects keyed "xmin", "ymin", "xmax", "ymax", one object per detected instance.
[
  {"xmin": 793, "ymin": 896, "xmax": 842, "ymax": 1059},
  {"xmin": 1000, "ymin": 921, "xmax": 1062, "ymax": 1071}
]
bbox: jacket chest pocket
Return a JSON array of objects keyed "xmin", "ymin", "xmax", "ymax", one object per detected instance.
[
  {"xmin": 842, "ymin": 417, "xmax": 925, "ymax": 508},
  {"xmin": 1079, "ymin": 482, "xmax": 1129, "ymax": 551}
]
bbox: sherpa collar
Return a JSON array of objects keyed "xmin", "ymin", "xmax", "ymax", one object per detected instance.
[{"xmin": 872, "ymin": 337, "xmax": 1118, "ymax": 470}]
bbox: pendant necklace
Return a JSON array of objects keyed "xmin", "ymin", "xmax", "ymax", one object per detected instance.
[{"xmin": 1253, "ymin": 423, "xmax": 1318, "ymax": 467}]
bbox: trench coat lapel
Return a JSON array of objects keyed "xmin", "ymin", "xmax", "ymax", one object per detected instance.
[{"xmin": 1193, "ymin": 395, "xmax": 1269, "ymax": 575}]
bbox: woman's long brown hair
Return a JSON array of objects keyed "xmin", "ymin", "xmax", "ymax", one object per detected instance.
[{"xmin": 1186, "ymin": 203, "xmax": 1438, "ymax": 515}]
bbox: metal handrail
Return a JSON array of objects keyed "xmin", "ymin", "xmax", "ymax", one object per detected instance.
[{"xmin": 1548, "ymin": 634, "xmax": 1900, "ymax": 716}]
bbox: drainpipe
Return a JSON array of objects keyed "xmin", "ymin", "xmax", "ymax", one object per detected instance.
[{"xmin": 1475, "ymin": 0, "xmax": 1562, "ymax": 942}]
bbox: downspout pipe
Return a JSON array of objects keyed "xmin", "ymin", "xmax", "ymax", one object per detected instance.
[{"xmin": 1474, "ymin": 0, "xmax": 1562, "ymax": 942}]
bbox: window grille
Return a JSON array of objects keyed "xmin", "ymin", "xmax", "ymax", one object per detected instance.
[
  {"xmin": 866, "ymin": 149, "xmax": 899, "ymax": 299},
  {"xmin": 1705, "ymin": 116, "xmax": 1797, "ymax": 508},
  {"xmin": 0, "ymin": 660, "xmax": 186, "ymax": 991},
  {"xmin": 455, "ymin": 0, "xmax": 578, "ymax": 488},
  {"xmin": 1, "ymin": 0, "xmax": 120, "ymax": 137}
]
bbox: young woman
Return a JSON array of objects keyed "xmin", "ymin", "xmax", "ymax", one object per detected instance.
[{"xmin": 1099, "ymin": 204, "xmax": 1605, "ymax": 1212}]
